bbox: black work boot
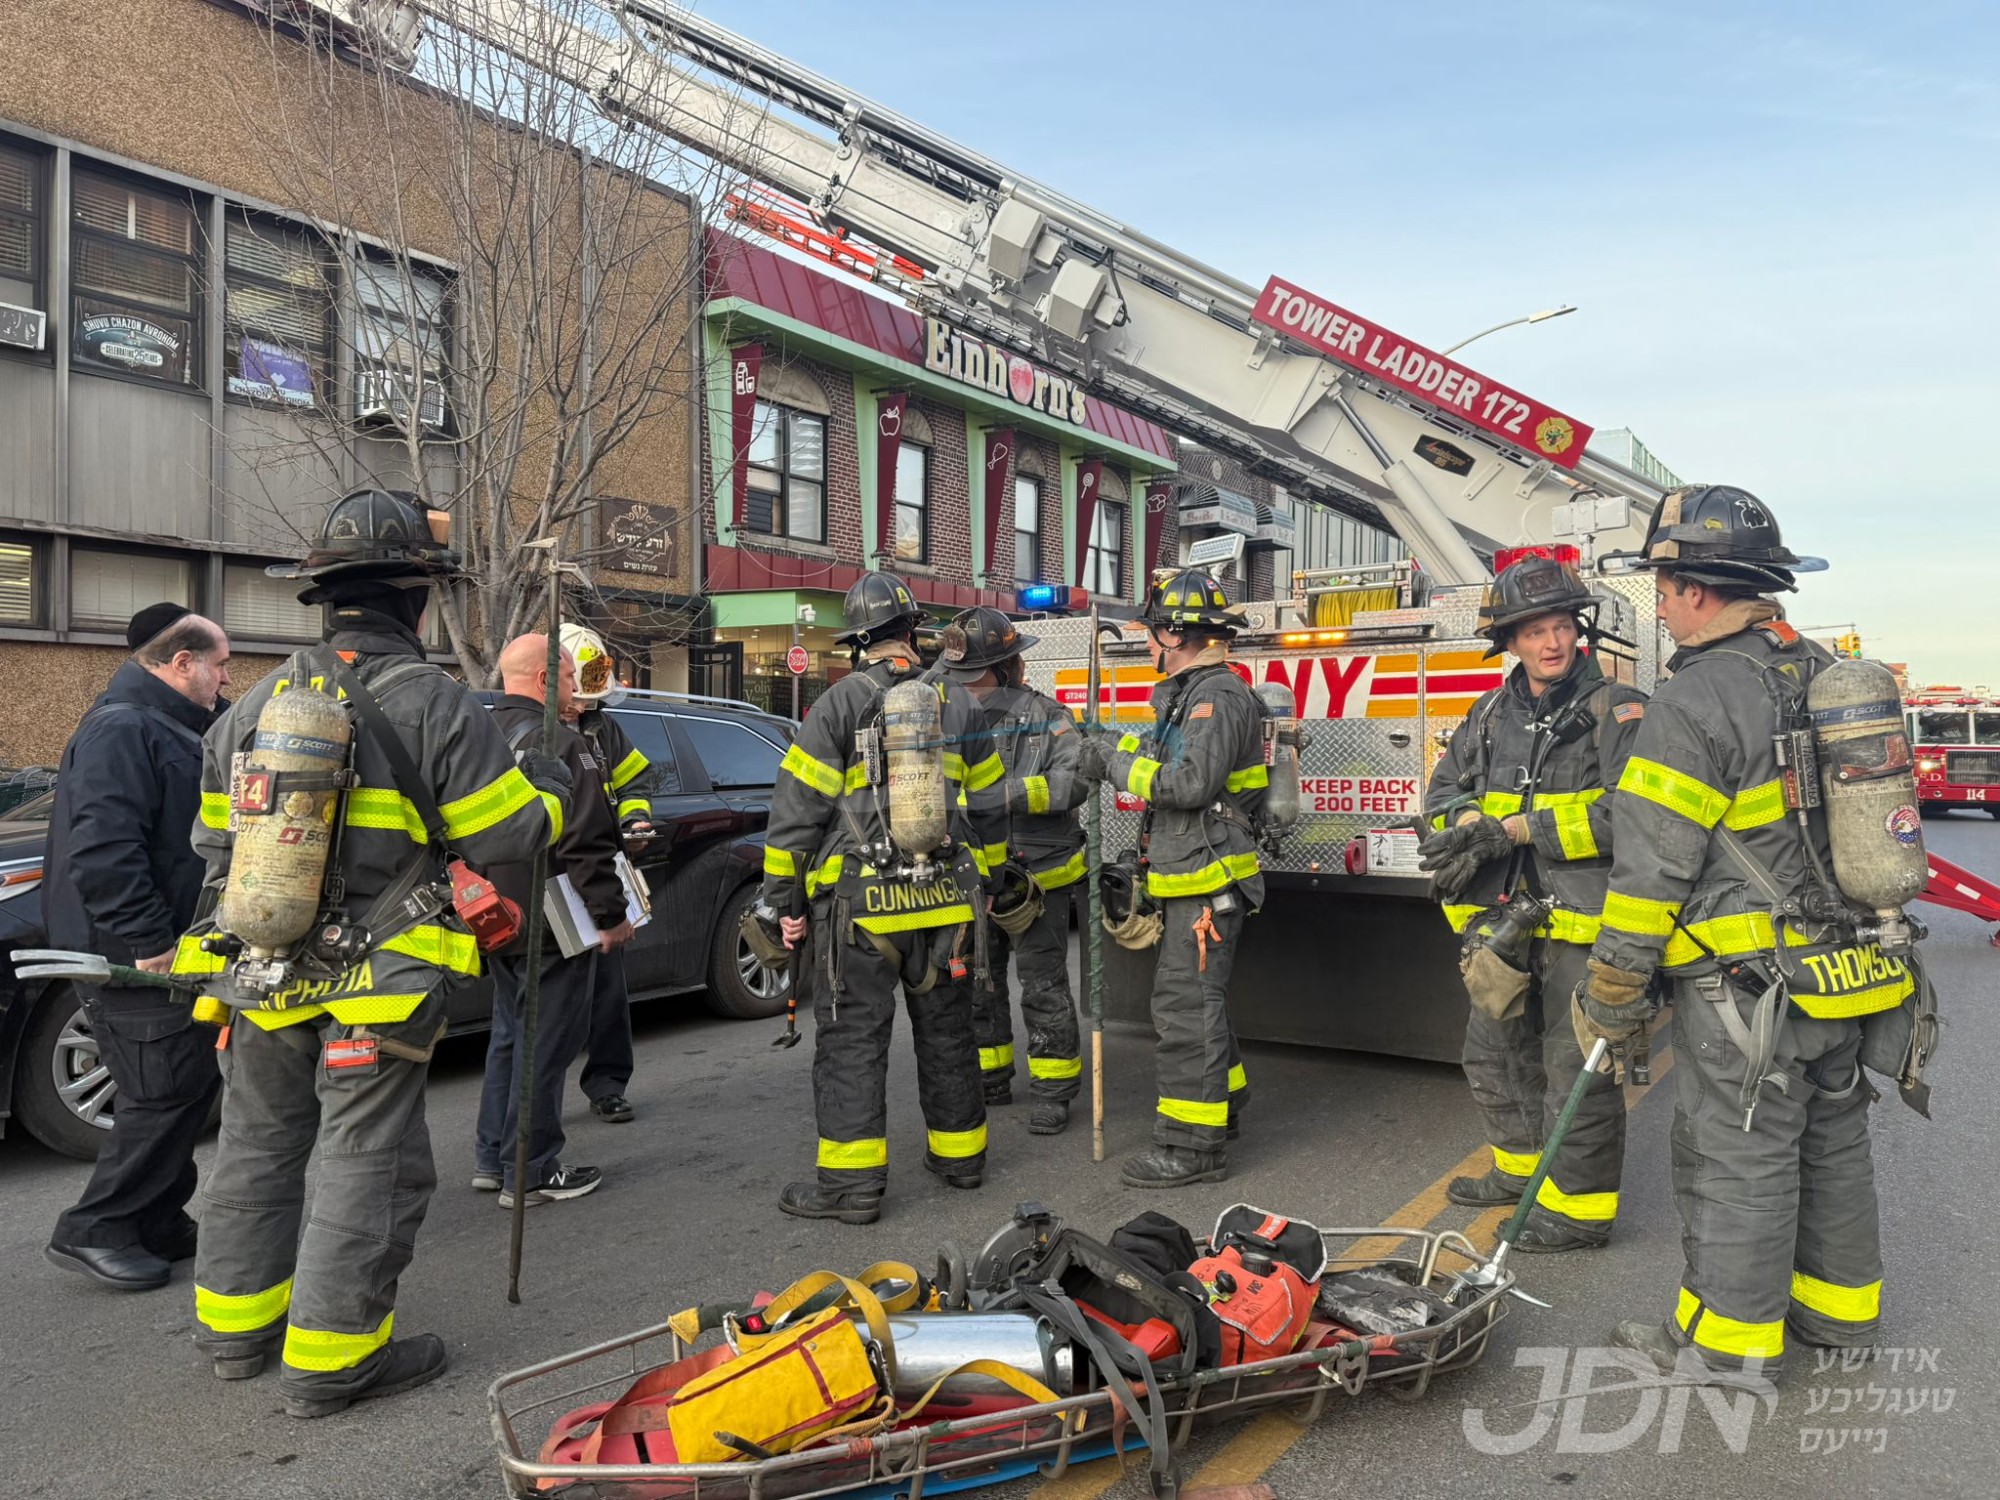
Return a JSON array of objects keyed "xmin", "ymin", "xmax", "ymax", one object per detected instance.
[
  {"xmin": 211, "ymin": 1336, "xmax": 281, "ymax": 1382},
  {"xmin": 1121, "ymin": 1145, "xmax": 1227, "ymax": 1189},
  {"xmin": 925, "ymin": 1163, "xmax": 983, "ymax": 1190},
  {"xmin": 983, "ymin": 1077, "xmax": 1013, "ymax": 1106},
  {"xmin": 778, "ymin": 1181, "xmax": 882, "ymax": 1225},
  {"xmin": 281, "ymin": 1334, "xmax": 448, "ymax": 1419},
  {"xmin": 1446, "ymin": 1168, "xmax": 1530, "ymax": 1209},
  {"xmin": 1512, "ymin": 1207, "xmax": 1610, "ymax": 1254},
  {"xmin": 1029, "ymin": 1100, "xmax": 1070, "ymax": 1136},
  {"xmin": 1611, "ymin": 1321, "xmax": 1781, "ymax": 1388}
]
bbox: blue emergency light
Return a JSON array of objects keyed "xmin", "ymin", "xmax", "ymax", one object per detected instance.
[{"xmin": 1016, "ymin": 583, "xmax": 1083, "ymax": 614}]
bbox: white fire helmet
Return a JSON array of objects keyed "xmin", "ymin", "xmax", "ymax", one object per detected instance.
[{"xmin": 559, "ymin": 623, "xmax": 622, "ymax": 704}]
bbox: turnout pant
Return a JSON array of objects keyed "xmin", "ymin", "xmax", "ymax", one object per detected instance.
[
  {"xmin": 476, "ymin": 950, "xmax": 597, "ymax": 1192},
  {"xmin": 193, "ymin": 995, "xmax": 442, "ymax": 1399},
  {"xmin": 577, "ymin": 950, "xmax": 635, "ymax": 1104},
  {"xmin": 971, "ymin": 885, "xmax": 1082, "ymax": 1103},
  {"xmin": 810, "ymin": 905, "xmax": 987, "ymax": 1195},
  {"xmin": 1460, "ymin": 939, "xmax": 1626, "ymax": 1233},
  {"xmin": 53, "ymin": 986, "xmax": 220, "ymax": 1253},
  {"xmin": 1149, "ymin": 896, "xmax": 1250, "ymax": 1151},
  {"xmin": 1666, "ymin": 976, "xmax": 1882, "ymax": 1370}
]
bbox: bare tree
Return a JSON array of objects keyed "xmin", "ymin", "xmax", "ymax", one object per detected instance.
[{"xmin": 216, "ymin": 0, "xmax": 742, "ymax": 681}]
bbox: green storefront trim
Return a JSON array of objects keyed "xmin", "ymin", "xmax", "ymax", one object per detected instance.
[{"xmin": 709, "ymin": 590, "xmax": 848, "ymax": 631}]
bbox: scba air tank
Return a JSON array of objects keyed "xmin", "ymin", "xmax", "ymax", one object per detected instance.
[
  {"xmin": 220, "ymin": 686, "xmax": 352, "ymax": 956},
  {"xmin": 1253, "ymin": 682, "xmax": 1304, "ymax": 832},
  {"xmin": 882, "ymin": 679, "xmax": 949, "ymax": 859},
  {"xmin": 1807, "ymin": 658, "xmax": 1928, "ymax": 915}
]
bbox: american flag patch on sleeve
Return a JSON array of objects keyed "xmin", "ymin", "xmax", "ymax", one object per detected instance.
[{"xmin": 1613, "ymin": 703, "xmax": 1646, "ymax": 723}]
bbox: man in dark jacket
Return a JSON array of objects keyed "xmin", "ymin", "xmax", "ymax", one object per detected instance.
[
  {"xmin": 473, "ymin": 633, "xmax": 635, "ymax": 1208},
  {"xmin": 45, "ymin": 603, "xmax": 230, "ymax": 1291}
]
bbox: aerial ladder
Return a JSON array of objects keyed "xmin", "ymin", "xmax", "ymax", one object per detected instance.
[{"xmin": 281, "ymin": 0, "xmax": 1667, "ymax": 584}]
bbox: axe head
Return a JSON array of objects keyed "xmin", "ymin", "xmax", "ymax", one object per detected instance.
[{"xmin": 10, "ymin": 948, "xmax": 112, "ymax": 983}]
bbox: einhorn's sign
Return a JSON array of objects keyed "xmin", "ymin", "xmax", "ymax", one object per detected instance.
[{"xmin": 924, "ymin": 318, "xmax": 1089, "ymax": 425}]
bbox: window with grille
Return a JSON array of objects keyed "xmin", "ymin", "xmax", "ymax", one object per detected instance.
[
  {"xmin": 893, "ymin": 442, "xmax": 929, "ymax": 565},
  {"xmin": 222, "ymin": 562, "xmax": 319, "ymax": 641},
  {"xmin": 70, "ymin": 548, "xmax": 195, "ymax": 630},
  {"xmin": 70, "ymin": 169, "xmax": 201, "ymax": 386},
  {"xmin": 1013, "ymin": 474, "xmax": 1041, "ymax": 583},
  {"xmin": 0, "ymin": 141, "xmax": 45, "ymax": 338},
  {"xmin": 353, "ymin": 257, "xmax": 450, "ymax": 429},
  {"xmin": 0, "ymin": 536, "xmax": 40, "ymax": 626},
  {"xmin": 744, "ymin": 401, "xmax": 826, "ymax": 543},
  {"xmin": 225, "ymin": 213, "xmax": 332, "ymax": 408},
  {"xmin": 1085, "ymin": 500, "xmax": 1126, "ymax": 598}
]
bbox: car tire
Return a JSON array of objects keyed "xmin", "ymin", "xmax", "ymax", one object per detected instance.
[
  {"xmin": 11, "ymin": 984, "xmax": 115, "ymax": 1161},
  {"xmin": 704, "ymin": 882, "xmax": 792, "ymax": 1020}
]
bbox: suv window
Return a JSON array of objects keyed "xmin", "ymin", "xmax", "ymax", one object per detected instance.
[
  {"xmin": 678, "ymin": 716, "xmax": 784, "ymax": 789},
  {"xmin": 604, "ymin": 709, "xmax": 683, "ymax": 795}
]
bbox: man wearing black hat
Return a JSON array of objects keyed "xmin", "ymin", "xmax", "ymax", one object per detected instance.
[{"xmin": 45, "ymin": 604, "xmax": 232, "ymax": 1292}]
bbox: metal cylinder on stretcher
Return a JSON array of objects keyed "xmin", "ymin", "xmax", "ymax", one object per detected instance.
[
  {"xmin": 218, "ymin": 685, "xmax": 351, "ymax": 959},
  {"xmin": 882, "ymin": 678, "xmax": 949, "ymax": 860},
  {"xmin": 861, "ymin": 1313, "xmax": 1074, "ymax": 1401},
  {"xmin": 1807, "ymin": 658, "xmax": 1928, "ymax": 915}
]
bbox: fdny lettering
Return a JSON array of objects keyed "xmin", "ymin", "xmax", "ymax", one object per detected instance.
[
  {"xmin": 862, "ymin": 876, "xmax": 965, "ymax": 915},
  {"xmin": 1798, "ymin": 945, "xmax": 1908, "ymax": 995},
  {"xmin": 265, "ymin": 960, "xmax": 376, "ymax": 1011}
]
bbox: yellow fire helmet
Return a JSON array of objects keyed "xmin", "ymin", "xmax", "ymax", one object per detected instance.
[{"xmin": 559, "ymin": 622, "xmax": 619, "ymax": 702}]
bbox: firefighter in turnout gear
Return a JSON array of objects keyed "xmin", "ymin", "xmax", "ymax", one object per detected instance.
[
  {"xmin": 1420, "ymin": 556, "xmax": 1647, "ymax": 1253},
  {"xmin": 761, "ymin": 572, "xmax": 1007, "ymax": 1224},
  {"xmin": 180, "ymin": 490, "xmax": 561, "ymax": 1418},
  {"xmin": 1586, "ymin": 487, "xmax": 1903, "ymax": 1382},
  {"xmin": 1076, "ymin": 569, "xmax": 1261, "ymax": 1188},
  {"xmin": 948, "ymin": 607, "xmax": 1087, "ymax": 1136}
]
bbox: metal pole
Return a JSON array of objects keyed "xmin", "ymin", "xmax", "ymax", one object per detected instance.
[
  {"xmin": 791, "ymin": 612, "xmax": 801, "ymax": 721},
  {"xmin": 509, "ymin": 543, "xmax": 564, "ymax": 1304},
  {"xmin": 1084, "ymin": 604, "xmax": 1107, "ymax": 1163}
]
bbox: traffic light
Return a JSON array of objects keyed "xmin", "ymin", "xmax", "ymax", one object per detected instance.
[{"xmin": 1835, "ymin": 632, "xmax": 1863, "ymax": 659}]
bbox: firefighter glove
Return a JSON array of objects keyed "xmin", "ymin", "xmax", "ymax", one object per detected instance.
[
  {"xmin": 519, "ymin": 752, "xmax": 573, "ymax": 801},
  {"xmin": 1417, "ymin": 815, "xmax": 1512, "ymax": 898},
  {"xmin": 1571, "ymin": 958, "xmax": 1649, "ymax": 1068},
  {"xmin": 1074, "ymin": 733, "xmax": 1112, "ymax": 785}
]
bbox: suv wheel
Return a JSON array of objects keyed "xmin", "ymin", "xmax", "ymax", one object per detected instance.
[
  {"xmin": 12, "ymin": 984, "xmax": 115, "ymax": 1160},
  {"xmin": 705, "ymin": 883, "xmax": 792, "ymax": 1020}
]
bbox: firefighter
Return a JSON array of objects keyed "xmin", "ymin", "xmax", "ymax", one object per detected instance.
[
  {"xmin": 761, "ymin": 571, "xmax": 1007, "ymax": 1224},
  {"xmin": 1418, "ymin": 556, "xmax": 1648, "ymax": 1252},
  {"xmin": 948, "ymin": 606, "xmax": 1086, "ymax": 1135},
  {"xmin": 559, "ymin": 622, "xmax": 656, "ymax": 1125},
  {"xmin": 1581, "ymin": 487, "xmax": 1897, "ymax": 1382},
  {"xmin": 1075, "ymin": 568, "xmax": 1260, "ymax": 1188},
  {"xmin": 181, "ymin": 489, "xmax": 564, "ymax": 1419}
]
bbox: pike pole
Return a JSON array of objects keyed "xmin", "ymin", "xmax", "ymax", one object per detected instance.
[
  {"xmin": 508, "ymin": 538, "xmax": 565, "ymax": 1305},
  {"xmin": 1084, "ymin": 604, "xmax": 1107, "ymax": 1163}
]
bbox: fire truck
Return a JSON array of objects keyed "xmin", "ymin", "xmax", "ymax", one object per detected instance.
[
  {"xmin": 292, "ymin": 0, "xmax": 1677, "ymax": 1059},
  {"xmin": 1905, "ymin": 688, "xmax": 2000, "ymax": 817}
]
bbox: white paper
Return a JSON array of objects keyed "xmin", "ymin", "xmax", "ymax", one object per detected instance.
[{"xmin": 543, "ymin": 866, "xmax": 650, "ymax": 959}]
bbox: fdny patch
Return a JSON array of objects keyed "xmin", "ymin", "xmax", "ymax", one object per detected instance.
[
  {"xmin": 1188, "ymin": 702, "xmax": 1214, "ymax": 719},
  {"xmin": 1613, "ymin": 703, "xmax": 1646, "ymax": 723}
]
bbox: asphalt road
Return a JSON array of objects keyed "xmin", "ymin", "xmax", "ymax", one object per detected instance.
[{"xmin": 3, "ymin": 813, "xmax": 1995, "ymax": 1500}]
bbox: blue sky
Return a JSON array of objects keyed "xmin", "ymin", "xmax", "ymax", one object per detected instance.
[{"xmin": 700, "ymin": 0, "xmax": 1997, "ymax": 684}]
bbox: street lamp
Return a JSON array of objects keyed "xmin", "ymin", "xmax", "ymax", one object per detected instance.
[{"xmin": 1442, "ymin": 305, "xmax": 1576, "ymax": 357}]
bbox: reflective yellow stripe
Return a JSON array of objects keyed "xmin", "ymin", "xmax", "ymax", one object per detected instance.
[
  {"xmin": 764, "ymin": 846, "xmax": 798, "ymax": 878},
  {"xmin": 199, "ymin": 791, "xmax": 231, "ymax": 830},
  {"xmin": 977, "ymin": 842, "xmax": 1009, "ymax": 875},
  {"xmin": 320, "ymin": 994, "xmax": 429, "ymax": 1024},
  {"xmin": 1676, "ymin": 1288, "xmax": 1784, "ymax": 1360},
  {"xmin": 1790, "ymin": 1271, "xmax": 1881, "ymax": 1324},
  {"xmin": 1146, "ymin": 851, "xmax": 1259, "ymax": 898},
  {"xmin": 817, "ymin": 1137, "xmax": 888, "ymax": 1170},
  {"xmin": 540, "ymin": 790, "xmax": 564, "ymax": 846},
  {"xmin": 1620, "ymin": 756, "xmax": 1730, "ymax": 828},
  {"xmin": 171, "ymin": 934, "xmax": 225, "ymax": 976},
  {"xmin": 380, "ymin": 924, "xmax": 479, "ymax": 976},
  {"xmin": 1662, "ymin": 911, "xmax": 1776, "ymax": 967},
  {"xmin": 1127, "ymin": 758, "xmax": 1161, "ymax": 801},
  {"xmin": 441, "ymin": 768, "xmax": 542, "ymax": 841},
  {"xmin": 1480, "ymin": 791, "xmax": 1523, "ymax": 817},
  {"xmin": 241, "ymin": 1006, "xmax": 325, "ymax": 1031},
  {"xmin": 1158, "ymin": 1096, "xmax": 1229, "ymax": 1127},
  {"xmin": 1544, "ymin": 909, "xmax": 1602, "ymax": 945},
  {"xmin": 806, "ymin": 855, "xmax": 844, "ymax": 899},
  {"xmin": 1531, "ymin": 788, "xmax": 1604, "ymax": 810},
  {"xmin": 1225, "ymin": 764, "xmax": 1269, "ymax": 793},
  {"xmin": 343, "ymin": 787, "xmax": 430, "ymax": 839},
  {"xmin": 964, "ymin": 752, "xmax": 1005, "ymax": 792},
  {"xmin": 1724, "ymin": 779, "xmax": 1788, "ymax": 831},
  {"xmin": 196, "ymin": 1278, "xmax": 292, "ymax": 1334},
  {"xmin": 1117, "ymin": 734, "xmax": 1143, "ymax": 753},
  {"xmin": 854, "ymin": 904, "xmax": 975, "ymax": 934},
  {"xmin": 609, "ymin": 748, "xmax": 648, "ymax": 791},
  {"xmin": 616, "ymin": 797, "xmax": 650, "ymax": 822},
  {"xmin": 1030, "ymin": 1055, "xmax": 1082, "ymax": 1080},
  {"xmin": 1535, "ymin": 1177, "xmax": 1619, "ymax": 1224},
  {"xmin": 979, "ymin": 1044, "xmax": 1015, "ymax": 1071},
  {"xmin": 1791, "ymin": 974, "xmax": 1913, "ymax": 1020},
  {"xmin": 1553, "ymin": 803, "xmax": 1599, "ymax": 861},
  {"xmin": 1493, "ymin": 1146, "xmax": 1542, "ymax": 1177},
  {"xmin": 781, "ymin": 744, "xmax": 843, "ymax": 798},
  {"xmin": 1442, "ymin": 903, "xmax": 1482, "ymax": 934},
  {"xmin": 1023, "ymin": 776, "xmax": 1051, "ymax": 815},
  {"xmin": 284, "ymin": 1313, "xmax": 394, "ymax": 1373},
  {"xmin": 1031, "ymin": 850, "xmax": 1088, "ymax": 891},
  {"xmin": 845, "ymin": 763, "xmax": 870, "ymax": 793},
  {"xmin": 1601, "ymin": 890, "xmax": 1681, "ymax": 938},
  {"xmin": 928, "ymin": 1124, "xmax": 988, "ymax": 1159},
  {"xmin": 1227, "ymin": 1063, "xmax": 1247, "ymax": 1092}
]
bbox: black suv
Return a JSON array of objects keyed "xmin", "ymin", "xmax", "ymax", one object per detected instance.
[{"xmin": 0, "ymin": 690, "xmax": 796, "ymax": 1159}]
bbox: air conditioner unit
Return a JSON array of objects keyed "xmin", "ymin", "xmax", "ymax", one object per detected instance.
[{"xmin": 355, "ymin": 364, "xmax": 447, "ymax": 432}]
